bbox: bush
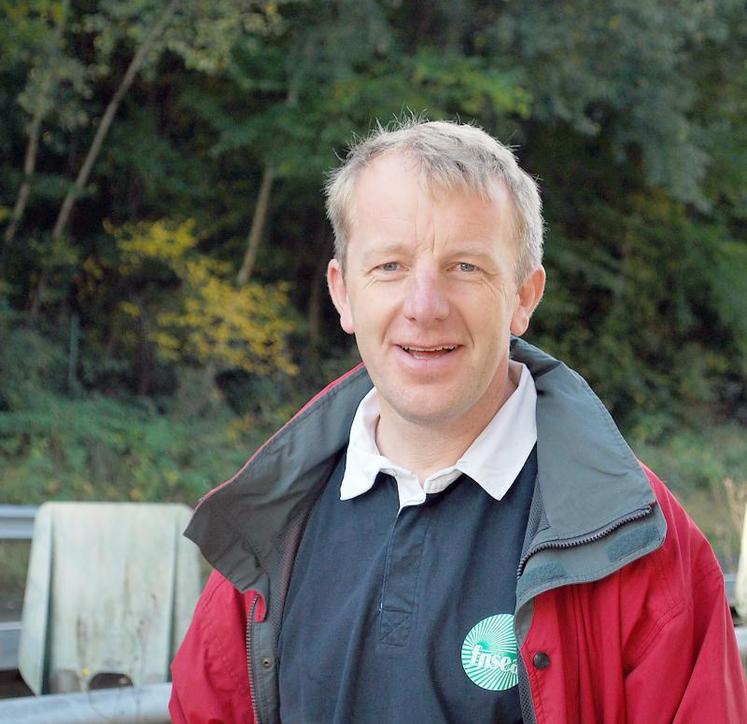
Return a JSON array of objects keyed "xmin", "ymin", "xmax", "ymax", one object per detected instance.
[{"xmin": 0, "ymin": 390, "xmax": 261, "ymax": 505}]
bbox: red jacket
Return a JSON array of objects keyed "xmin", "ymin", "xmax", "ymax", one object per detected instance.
[{"xmin": 171, "ymin": 341, "xmax": 747, "ymax": 723}]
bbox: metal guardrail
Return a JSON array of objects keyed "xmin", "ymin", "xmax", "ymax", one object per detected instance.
[
  {"xmin": 0, "ymin": 682, "xmax": 171, "ymax": 722},
  {"xmin": 0, "ymin": 506, "xmax": 37, "ymax": 540},
  {"xmin": 736, "ymin": 627, "xmax": 747, "ymax": 672},
  {"xmin": 0, "ymin": 506, "xmax": 173, "ymax": 721},
  {"xmin": 725, "ymin": 573, "xmax": 736, "ymax": 605},
  {"xmin": 0, "ymin": 503, "xmax": 744, "ymax": 723},
  {"xmin": 0, "ymin": 506, "xmax": 36, "ymax": 673}
]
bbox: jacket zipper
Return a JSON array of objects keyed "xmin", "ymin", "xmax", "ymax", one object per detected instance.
[
  {"xmin": 246, "ymin": 595, "xmax": 261, "ymax": 724},
  {"xmin": 516, "ymin": 504, "xmax": 654, "ymax": 579}
]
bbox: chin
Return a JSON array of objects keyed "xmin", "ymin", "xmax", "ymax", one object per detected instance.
[{"xmin": 392, "ymin": 398, "xmax": 466, "ymax": 427}]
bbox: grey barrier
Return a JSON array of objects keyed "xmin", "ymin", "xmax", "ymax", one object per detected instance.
[{"xmin": 0, "ymin": 682, "xmax": 171, "ymax": 722}]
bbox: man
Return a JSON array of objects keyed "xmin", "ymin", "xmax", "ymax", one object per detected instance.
[{"xmin": 170, "ymin": 120, "xmax": 747, "ymax": 722}]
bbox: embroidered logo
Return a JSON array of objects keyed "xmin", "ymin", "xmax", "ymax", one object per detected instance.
[{"xmin": 461, "ymin": 614, "xmax": 519, "ymax": 691}]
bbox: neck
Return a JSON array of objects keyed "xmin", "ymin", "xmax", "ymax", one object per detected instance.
[{"xmin": 375, "ymin": 362, "xmax": 520, "ymax": 483}]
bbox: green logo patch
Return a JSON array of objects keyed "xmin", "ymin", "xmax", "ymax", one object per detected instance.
[{"xmin": 461, "ymin": 614, "xmax": 519, "ymax": 691}]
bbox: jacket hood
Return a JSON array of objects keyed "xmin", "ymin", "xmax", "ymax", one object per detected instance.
[{"xmin": 185, "ymin": 339, "xmax": 664, "ymax": 595}]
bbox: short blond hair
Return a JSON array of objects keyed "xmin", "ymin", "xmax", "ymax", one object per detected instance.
[{"xmin": 325, "ymin": 119, "xmax": 544, "ymax": 281}]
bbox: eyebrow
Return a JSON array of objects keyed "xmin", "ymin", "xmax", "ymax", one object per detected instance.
[
  {"xmin": 360, "ymin": 243, "xmax": 411, "ymax": 264},
  {"xmin": 445, "ymin": 243, "xmax": 497, "ymax": 261}
]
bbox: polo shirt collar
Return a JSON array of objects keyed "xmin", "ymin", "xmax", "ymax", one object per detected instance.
[{"xmin": 340, "ymin": 363, "xmax": 537, "ymax": 508}]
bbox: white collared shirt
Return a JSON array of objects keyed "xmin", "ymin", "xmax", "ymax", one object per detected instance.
[{"xmin": 339, "ymin": 363, "xmax": 538, "ymax": 510}]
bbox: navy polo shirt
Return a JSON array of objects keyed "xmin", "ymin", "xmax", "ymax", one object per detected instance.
[{"xmin": 278, "ymin": 446, "xmax": 537, "ymax": 723}]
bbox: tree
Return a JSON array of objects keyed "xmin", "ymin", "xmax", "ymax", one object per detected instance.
[
  {"xmin": 50, "ymin": 0, "xmax": 182, "ymax": 243},
  {"xmin": 114, "ymin": 219, "xmax": 297, "ymax": 385},
  {"xmin": 1, "ymin": 0, "xmax": 89, "ymax": 247}
]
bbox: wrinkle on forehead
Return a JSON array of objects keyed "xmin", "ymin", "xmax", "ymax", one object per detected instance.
[{"xmin": 349, "ymin": 151, "xmax": 519, "ymax": 263}]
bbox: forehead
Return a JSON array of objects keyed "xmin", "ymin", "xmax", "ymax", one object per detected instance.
[
  {"xmin": 350, "ymin": 152, "xmax": 421, "ymax": 207},
  {"xmin": 348, "ymin": 152, "xmax": 515, "ymax": 243}
]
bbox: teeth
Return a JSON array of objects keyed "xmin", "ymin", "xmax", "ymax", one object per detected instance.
[{"xmin": 402, "ymin": 346, "xmax": 456, "ymax": 352}]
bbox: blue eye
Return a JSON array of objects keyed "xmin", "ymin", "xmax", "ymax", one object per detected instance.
[
  {"xmin": 457, "ymin": 262, "xmax": 478, "ymax": 272},
  {"xmin": 379, "ymin": 262, "xmax": 400, "ymax": 272}
]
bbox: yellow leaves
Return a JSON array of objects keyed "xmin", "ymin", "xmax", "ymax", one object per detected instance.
[
  {"xmin": 170, "ymin": 277, "xmax": 298, "ymax": 374},
  {"xmin": 226, "ymin": 415, "xmax": 252, "ymax": 443},
  {"xmin": 49, "ymin": 0, "xmax": 65, "ymax": 26},
  {"xmin": 115, "ymin": 219, "xmax": 198, "ymax": 269},
  {"xmin": 119, "ymin": 300, "xmax": 140, "ymax": 318},
  {"xmin": 109, "ymin": 218, "xmax": 297, "ymax": 375},
  {"xmin": 151, "ymin": 329, "xmax": 181, "ymax": 361}
]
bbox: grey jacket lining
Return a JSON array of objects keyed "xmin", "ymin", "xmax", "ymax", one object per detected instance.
[{"xmin": 186, "ymin": 337, "xmax": 665, "ymax": 600}]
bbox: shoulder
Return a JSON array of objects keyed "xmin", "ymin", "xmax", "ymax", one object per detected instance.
[
  {"xmin": 621, "ymin": 465, "xmax": 747, "ymax": 717},
  {"xmin": 639, "ymin": 462, "xmax": 724, "ymax": 590},
  {"xmin": 616, "ymin": 463, "xmax": 729, "ymax": 662}
]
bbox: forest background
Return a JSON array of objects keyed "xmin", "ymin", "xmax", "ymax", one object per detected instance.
[{"xmin": 1, "ymin": 0, "xmax": 746, "ymax": 570}]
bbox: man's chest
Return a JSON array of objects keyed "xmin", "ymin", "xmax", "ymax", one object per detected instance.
[{"xmin": 277, "ymin": 451, "xmax": 536, "ymax": 724}]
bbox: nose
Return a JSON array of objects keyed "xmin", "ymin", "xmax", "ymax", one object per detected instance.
[{"xmin": 402, "ymin": 267, "xmax": 449, "ymax": 324}]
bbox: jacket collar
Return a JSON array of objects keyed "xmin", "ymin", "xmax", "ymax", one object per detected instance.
[
  {"xmin": 340, "ymin": 363, "xmax": 537, "ymax": 506},
  {"xmin": 185, "ymin": 339, "xmax": 664, "ymax": 595}
]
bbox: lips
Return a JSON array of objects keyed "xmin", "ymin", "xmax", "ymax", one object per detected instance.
[{"xmin": 398, "ymin": 344, "xmax": 458, "ymax": 360}]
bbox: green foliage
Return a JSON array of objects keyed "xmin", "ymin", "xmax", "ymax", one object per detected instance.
[
  {"xmin": 0, "ymin": 304, "xmax": 269, "ymax": 504},
  {"xmin": 491, "ymin": 0, "xmax": 744, "ymax": 206},
  {"xmin": 0, "ymin": 1, "xmax": 68, "ymax": 65},
  {"xmin": 315, "ymin": 50, "xmax": 531, "ymax": 136},
  {"xmin": 0, "ymin": 389, "xmax": 257, "ymax": 504},
  {"xmin": 81, "ymin": 0, "xmax": 286, "ymax": 82},
  {"xmin": 0, "ymin": 0, "xmax": 744, "ymax": 562},
  {"xmin": 713, "ymin": 240, "xmax": 747, "ymax": 363},
  {"xmin": 0, "ymin": 307, "xmax": 68, "ymax": 409}
]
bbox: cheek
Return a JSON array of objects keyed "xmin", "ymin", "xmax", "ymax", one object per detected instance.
[
  {"xmin": 462, "ymin": 293, "xmax": 509, "ymax": 330},
  {"xmin": 358, "ymin": 295, "xmax": 399, "ymax": 330}
]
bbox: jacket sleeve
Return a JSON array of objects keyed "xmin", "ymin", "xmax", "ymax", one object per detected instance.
[
  {"xmin": 624, "ymin": 470, "xmax": 747, "ymax": 723},
  {"xmin": 170, "ymin": 570, "xmax": 256, "ymax": 724}
]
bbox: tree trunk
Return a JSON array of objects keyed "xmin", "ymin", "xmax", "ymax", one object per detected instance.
[
  {"xmin": 67, "ymin": 311, "xmax": 81, "ymax": 393},
  {"xmin": 4, "ymin": 104, "xmax": 44, "ymax": 247},
  {"xmin": 51, "ymin": 0, "xmax": 182, "ymax": 242},
  {"xmin": 236, "ymin": 165, "xmax": 275, "ymax": 286},
  {"xmin": 30, "ymin": 0, "xmax": 180, "ymax": 321},
  {"xmin": 307, "ymin": 241, "xmax": 329, "ymax": 345},
  {"xmin": 234, "ymin": 70, "xmax": 305, "ymax": 288},
  {"xmin": 3, "ymin": 0, "xmax": 68, "ymax": 250}
]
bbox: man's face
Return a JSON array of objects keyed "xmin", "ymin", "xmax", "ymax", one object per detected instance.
[{"xmin": 327, "ymin": 153, "xmax": 545, "ymax": 433}]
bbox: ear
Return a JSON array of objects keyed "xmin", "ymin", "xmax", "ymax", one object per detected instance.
[
  {"xmin": 327, "ymin": 258, "xmax": 355, "ymax": 334},
  {"xmin": 510, "ymin": 265, "xmax": 546, "ymax": 336}
]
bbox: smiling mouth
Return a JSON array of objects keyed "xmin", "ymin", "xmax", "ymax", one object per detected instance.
[{"xmin": 399, "ymin": 345, "xmax": 457, "ymax": 360}]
